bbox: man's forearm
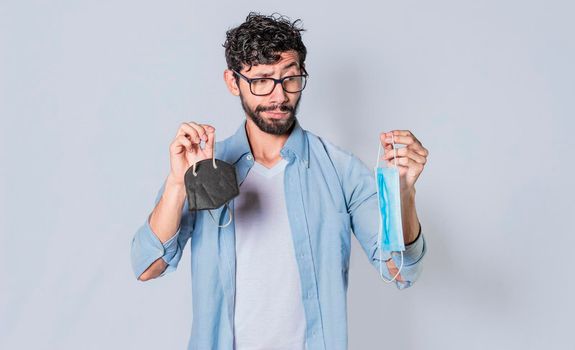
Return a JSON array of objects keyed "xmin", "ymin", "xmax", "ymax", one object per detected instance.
[
  {"xmin": 149, "ymin": 175, "xmax": 187, "ymax": 244},
  {"xmin": 401, "ymin": 188, "xmax": 420, "ymax": 245}
]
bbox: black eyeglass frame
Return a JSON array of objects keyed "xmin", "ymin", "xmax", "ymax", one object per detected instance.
[{"xmin": 232, "ymin": 68, "xmax": 309, "ymax": 96}]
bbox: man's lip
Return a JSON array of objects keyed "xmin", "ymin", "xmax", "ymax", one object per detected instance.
[{"xmin": 265, "ymin": 111, "xmax": 289, "ymax": 117}]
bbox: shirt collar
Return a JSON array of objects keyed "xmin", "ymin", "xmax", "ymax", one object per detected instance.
[{"xmin": 224, "ymin": 118, "xmax": 309, "ymax": 168}]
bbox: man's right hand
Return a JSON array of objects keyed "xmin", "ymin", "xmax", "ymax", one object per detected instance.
[
  {"xmin": 168, "ymin": 122, "xmax": 216, "ymax": 185},
  {"xmin": 139, "ymin": 122, "xmax": 215, "ymax": 281}
]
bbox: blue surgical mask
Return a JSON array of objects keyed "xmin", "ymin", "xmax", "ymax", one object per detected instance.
[{"xmin": 374, "ymin": 134, "xmax": 404, "ymax": 282}]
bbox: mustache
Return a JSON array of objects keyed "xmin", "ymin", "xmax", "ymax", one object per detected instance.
[{"xmin": 255, "ymin": 104, "xmax": 294, "ymax": 113}]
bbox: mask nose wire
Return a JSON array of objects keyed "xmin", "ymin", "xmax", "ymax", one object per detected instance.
[{"xmin": 192, "ymin": 132, "xmax": 218, "ymax": 176}]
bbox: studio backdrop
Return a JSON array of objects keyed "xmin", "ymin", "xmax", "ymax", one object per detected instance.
[{"xmin": 1, "ymin": 0, "xmax": 573, "ymax": 349}]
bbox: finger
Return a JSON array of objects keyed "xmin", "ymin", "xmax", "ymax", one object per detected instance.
[
  {"xmin": 384, "ymin": 134, "xmax": 416, "ymax": 146},
  {"xmin": 391, "ymin": 130, "xmax": 416, "ymax": 141},
  {"xmin": 387, "ymin": 158, "xmax": 424, "ymax": 175},
  {"xmin": 379, "ymin": 132, "xmax": 395, "ymax": 147},
  {"xmin": 177, "ymin": 122, "xmax": 209, "ymax": 143},
  {"xmin": 417, "ymin": 145, "xmax": 429, "ymax": 158},
  {"xmin": 381, "ymin": 130, "xmax": 411, "ymax": 140},
  {"xmin": 170, "ymin": 135, "xmax": 194, "ymax": 155},
  {"xmin": 381, "ymin": 133, "xmax": 414, "ymax": 150},
  {"xmin": 383, "ymin": 147, "xmax": 426, "ymax": 164},
  {"xmin": 402, "ymin": 137, "xmax": 428, "ymax": 156},
  {"xmin": 200, "ymin": 124, "xmax": 215, "ymax": 135},
  {"xmin": 380, "ymin": 136, "xmax": 394, "ymax": 152},
  {"xmin": 387, "ymin": 157, "xmax": 418, "ymax": 168},
  {"xmin": 379, "ymin": 132, "xmax": 389, "ymax": 141},
  {"xmin": 380, "ymin": 144, "xmax": 429, "ymax": 160},
  {"xmin": 381, "ymin": 145, "xmax": 398, "ymax": 160},
  {"xmin": 382, "ymin": 146, "xmax": 404, "ymax": 159},
  {"xmin": 187, "ymin": 122, "xmax": 210, "ymax": 142},
  {"xmin": 391, "ymin": 130, "xmax": 411, "ymax": 136},
  {"xmin": 176, "ymin": 122, "xmax": 202, "ymax": 143},
  {"xmin": 390, "ymin": 131, "xmax": 428, "ymax": 157},
  {"xmin": 392, "ymin": 130, "xmax": 421, "ymax": 144},
  {"xmin": 383, "ymin": 146, "xmax": 427, "ymax": 163}
]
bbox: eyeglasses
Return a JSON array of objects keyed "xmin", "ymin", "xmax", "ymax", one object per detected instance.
[{"xmin": 232, "ymin": 69, "xmax": 309, "ymax": 96}]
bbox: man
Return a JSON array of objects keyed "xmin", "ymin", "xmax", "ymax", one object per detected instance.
[{"xmin": 131, "ymin": 12, "xmax": 428, "ymax": 350}]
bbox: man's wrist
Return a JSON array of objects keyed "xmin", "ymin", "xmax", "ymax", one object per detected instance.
[
  {"xmin": 405, "ymin": 222, "xmax": 421, "ymax": 245},
  {"xmin": 401, "ymin": 186, "xmax": 416, "ymax": 201},
  {"xmin": 166, "ymin": 173, "xmax": 185, "ymax": 188},
  {"xmin": 165, "ymin": 175, "xmax": 187, "ymax": 202}
]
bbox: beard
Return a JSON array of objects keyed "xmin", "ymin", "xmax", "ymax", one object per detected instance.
[{"xmin": 239, "ymin": 93, "xmax": 301, "ymax": 135}]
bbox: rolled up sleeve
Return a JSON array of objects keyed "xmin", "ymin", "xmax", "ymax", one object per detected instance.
[
  {"xmin": 130, "ymin": 180, "xmax": 194, "ymax": 280},
  {"xmin": 390, "ymin": 226, "xmax": 426, "ymax": 289}
]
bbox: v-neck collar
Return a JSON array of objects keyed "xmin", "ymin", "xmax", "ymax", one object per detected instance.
[{"xmin": 250, "ymin": 158, "xmax": 288, "ymax": 178}]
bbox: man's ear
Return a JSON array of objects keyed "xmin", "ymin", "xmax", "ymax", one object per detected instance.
[{"xmin": 223, "ymin": 70, "xmax": 240, "ymax": 96}]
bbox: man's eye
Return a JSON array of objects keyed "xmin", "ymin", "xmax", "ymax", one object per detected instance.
[{"xmin": 252, "ymin": 79, "xmax": 269, "ymax": 85}]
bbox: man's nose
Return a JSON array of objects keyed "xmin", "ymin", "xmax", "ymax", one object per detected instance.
[{"xmin": 268, "ymin": 81, "xmax": 288, "ymax": 105}]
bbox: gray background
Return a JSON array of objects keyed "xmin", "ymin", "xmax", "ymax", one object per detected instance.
[{"xmin": 1, "ymin": 0, "xmax": 573, "ymax": 349}]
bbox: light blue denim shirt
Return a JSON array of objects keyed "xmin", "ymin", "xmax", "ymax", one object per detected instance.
[{"xmin": 131, "ymin": 119, "xmax": 426, "ymax": 350}]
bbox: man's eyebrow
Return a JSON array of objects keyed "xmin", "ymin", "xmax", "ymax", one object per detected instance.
[
  {"xmin": 254, "ymin": 62, "xmax": 300, "ymax": 78},
  {"xmin": 256, "ymin": 71, "xmax": 274, "ymax": 78},
  {"xmin": 281, "ymin": 61, "xmax": 299, "ymax": 71}
]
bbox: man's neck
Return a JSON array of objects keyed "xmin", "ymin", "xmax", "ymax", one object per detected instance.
[{"xmin": 245, "ymin": 118, "xmax": 291, "ymax": 169}]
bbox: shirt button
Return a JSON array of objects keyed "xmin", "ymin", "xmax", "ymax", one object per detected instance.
[{"xmin": 246, "ymin": 154, "xmax": 252, "ymax": 160}]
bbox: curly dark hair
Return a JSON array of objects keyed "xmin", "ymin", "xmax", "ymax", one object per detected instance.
[{"xmin": 223, "ymin": 12, "xmax": 307, "ymax": 75}]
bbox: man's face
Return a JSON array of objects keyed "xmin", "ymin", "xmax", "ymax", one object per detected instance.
[{"xmin": 235, "ymin": 51, "xmax": 304, "ymax": 135}]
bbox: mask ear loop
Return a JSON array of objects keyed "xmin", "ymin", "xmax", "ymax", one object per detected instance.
[
  {"xmin": 392, "ymin": 134, "xmax": 398, "ymax": 167},
  {"xmin": 192, "ymin": 137, "xmax": 218, "ymax": 176},
  {"xmin": 379, "ymin": 252, "xmax": 404, "ymax": 283},
  {"xmin": 376, "ymin": 134, "xmax": 404, "ymax": 283},
  {"xmin": 208, "ymin": 203, "xmax": 233, "ymax": 228},
  {"xmin": 191, "ymin": 135, "xmax": 234, "ymax": 228}
]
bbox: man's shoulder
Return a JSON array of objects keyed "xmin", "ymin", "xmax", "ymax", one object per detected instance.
[
  {"xmin": 304, "ymin": 128, "xmax": 358, "ymax": 165},
  {"xmin": 303, "ymin": 128, "xmax": 374, "ymax": 199}
]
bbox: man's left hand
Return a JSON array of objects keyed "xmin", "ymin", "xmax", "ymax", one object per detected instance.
[{"xmin": 379, "ymin": 130, "xmax": 429, "ymax": 192}]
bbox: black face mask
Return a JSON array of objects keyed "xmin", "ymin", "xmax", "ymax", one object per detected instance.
[{"xmin": 184, "ymin": 157, "xmax": 240, "ymax": 227}]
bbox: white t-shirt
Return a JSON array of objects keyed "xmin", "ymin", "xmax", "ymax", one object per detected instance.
[{"xmin": 233, "ymin": 158, "xmax": 307, "ymax": 350}]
